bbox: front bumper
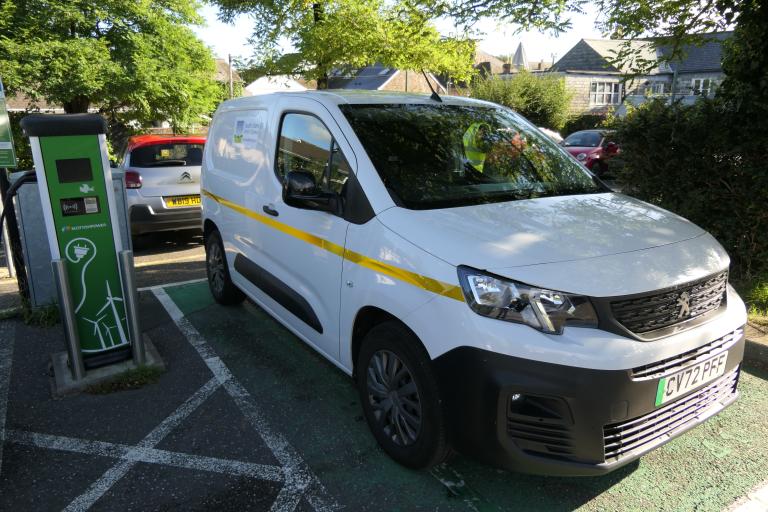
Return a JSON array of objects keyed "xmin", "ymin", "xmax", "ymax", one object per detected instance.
[{"xmin": 432, "ymin": 329, "xmax": 745, "ymax": 476}]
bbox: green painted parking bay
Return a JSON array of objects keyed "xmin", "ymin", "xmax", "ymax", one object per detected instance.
[{"xmin": 166, "ymin": 281, "xmax": 768, "ymax": 511}]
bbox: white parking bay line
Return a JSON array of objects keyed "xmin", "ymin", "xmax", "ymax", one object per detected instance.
[
  {"xmin": 7, "ymin": 430, "xmax": 284, "ymax": 482},
  {"xmin": 64, "ymin": 378, "xmax": 220, "ymax": 512},
  {"xmin": 137, "ymin": 277, "xmax": 206, "ymax": 292},
  {"xmin": 152, "ymin": 286, "xmax": 339, "ymax": 512},
  {"xmin": 0, "ymin": 321, "xmax": 15, "ymax": 477}
]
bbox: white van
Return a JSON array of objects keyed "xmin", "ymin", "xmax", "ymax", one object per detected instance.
[{"xmin": 200, "ymin": 91, "xmax": 746, "ymax": 476}]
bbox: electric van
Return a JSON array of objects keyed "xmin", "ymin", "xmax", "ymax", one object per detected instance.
[{"xmin": 200, "ymin": 91, "xmax": 746, "ymax": 476}]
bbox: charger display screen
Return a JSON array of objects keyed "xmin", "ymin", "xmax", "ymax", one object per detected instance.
[{"xmin": 55, "ymin": 158, "xmax": 93, "ymax": 183}]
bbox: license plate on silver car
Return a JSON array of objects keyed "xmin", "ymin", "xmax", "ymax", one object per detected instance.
[{"xmin": 655, "ymin": 351, "xmax": 728, "ymax": 406}]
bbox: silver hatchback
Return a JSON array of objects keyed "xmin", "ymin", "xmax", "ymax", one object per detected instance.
[{"xmin": 120, "ymin": 135, "xmax": 206, "ymax": 236}]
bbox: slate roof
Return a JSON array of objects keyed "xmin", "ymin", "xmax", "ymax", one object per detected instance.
[
  {"xmin": 660, "ymin": 32, "xmax": 732, "ymax": 73},
  {"xmin": 327, "ymin": 64, "xmax": 398, "ymax": 90},
  {"xmin": 551, "ymin": 32, "xmax": 731, "ymax": 75},
  {"xmin": 511, "ymin": 43, "xmax": 528, "ymax": 70},
  {"xmin": 551, "ymin": 39, "xmax": 662, "ymax": 73}
]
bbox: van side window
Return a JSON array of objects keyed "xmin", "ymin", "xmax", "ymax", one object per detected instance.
[{"xmin": 277, "ymin": 113, "xmax": 348, "ymax": 195}]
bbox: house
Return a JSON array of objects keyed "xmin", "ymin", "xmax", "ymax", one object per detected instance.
[
  {"xmin": 327, "ymin": 64, "xmax": 447, "ymax": 94},
  {"xmin": 550, "ymin": 32, "xmax": 731, "ymax": 115},
  {"xmin": 474, "ymin": 44, "xmax": 553, "ymax": 77}
]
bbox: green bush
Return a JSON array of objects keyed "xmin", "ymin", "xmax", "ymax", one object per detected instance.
[
  {"xmin": 470, "ymin": 71, "xmax": 572, "ymax": 131},
  {"xmin": 613, "ymin": 97, "xmax": 768, "ymax": 281},
  {"xmin": 562, "ymin": 113, "xmax": 609, "ymax": 137},
  {"xmin": 8, "ymin": 111, "xmax": 33, "ymax": 170}
]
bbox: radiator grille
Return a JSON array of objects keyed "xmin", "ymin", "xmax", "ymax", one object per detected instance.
[
  {"xmin": 631, "ymin": 327, "xmax": 742, "ymax": 380},
  {"xmin": 611, "ymin": 271, "xmax": 728, "ymax": 334},
  {"xmin": 603, "ymin": 367, "xmax": 739, "ymax": 461}
]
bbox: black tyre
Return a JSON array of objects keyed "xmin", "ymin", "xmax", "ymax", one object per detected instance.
[
  {"xmin": 205, "ymin": 230, "xmax": 245, "ymax": 305},
  {"xmin": 356, "ymin": 321, "xmax": 449, "ymax": 469}
]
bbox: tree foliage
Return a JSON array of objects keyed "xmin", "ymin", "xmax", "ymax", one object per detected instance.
[
  {"xmin": 213, "ymin": 0, "xmax": 475, "ymax": 86},
  {"xmin": 0, "ymin": 0, "xmax": 221, "ymax": 131},
  {"xmin": 613, "ymin": 98, "xmax": 768, "ymax": 280},
  {"xmin": 470, "ymin": 72, "xmax": 572, "ymax": 130}
]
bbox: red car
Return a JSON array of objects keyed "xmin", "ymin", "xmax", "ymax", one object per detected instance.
[{"xmin": 562, "ymin": 130, "xmax": 619, "ymax": 177}]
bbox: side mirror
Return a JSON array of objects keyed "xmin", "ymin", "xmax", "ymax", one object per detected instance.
[
  {"xmin": 283, "ymin": 171, "xmax": 339, "ymax": 213},
  {"xmin": 605, "ymin": 142, "xmax": 618, "ymax": 154}
]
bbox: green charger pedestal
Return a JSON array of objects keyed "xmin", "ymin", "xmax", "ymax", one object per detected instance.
[{"xmin": 20, "ymin": 114, "xmax": 156, "ymax": 391}]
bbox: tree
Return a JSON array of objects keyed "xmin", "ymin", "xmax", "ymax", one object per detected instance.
[
  {"xmin": 470, "ymin": 72, "xmax": 572, "ymax": 130},
  {"xmin": 213, "ymin": 0, "xmax": 475, "ymax": 88},
  {"xmin": 0, "ymin": 0, "xmax": 221, "ymax": 131}
]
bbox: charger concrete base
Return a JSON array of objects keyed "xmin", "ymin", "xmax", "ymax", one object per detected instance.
[{"xmin": 49, "ymin": 335, "xmax": 165, "ymax": 397}]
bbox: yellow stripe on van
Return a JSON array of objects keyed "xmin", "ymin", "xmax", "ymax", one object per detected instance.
[{"xmin": 202, "ymin": 189, "xmax": 465, "ymax": 302}]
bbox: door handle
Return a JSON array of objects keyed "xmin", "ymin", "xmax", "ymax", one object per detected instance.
[{"xmin": 262, "ymin": 204, "xmax": 279, "ymax": 217}]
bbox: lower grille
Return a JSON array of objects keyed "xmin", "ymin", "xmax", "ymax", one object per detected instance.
[
  {"xmin": 507, "ymin": 395, "xmax": 574, "ymax": 458},
  {"xmin": 507, "ymin": 419, "xmax": 574, "ymax": 456},
  {"xmin": 631, "ymin": 327, "xmax": 743, "ymax": 380},
  {"xmin": 603, "ymin": 367, "xmax": 739, "ymax": 461}
]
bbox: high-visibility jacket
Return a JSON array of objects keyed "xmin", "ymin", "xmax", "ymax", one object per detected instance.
[{"xmin": 463, "ymin": 123, "xmax": 488, "ymax": 172}]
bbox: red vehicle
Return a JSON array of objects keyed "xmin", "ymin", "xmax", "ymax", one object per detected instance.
[{"xmin": 562, "ymin": 129, "xmax": 619, "ymax": 177}]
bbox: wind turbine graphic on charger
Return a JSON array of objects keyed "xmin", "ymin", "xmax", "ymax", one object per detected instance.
[
  {"xmin": 65, "ymin": 237, "xmax": 129, "ymax": 351},
  {"xmin": 81, "ymin": 282, "xmax": 128, "ymax": 349}
]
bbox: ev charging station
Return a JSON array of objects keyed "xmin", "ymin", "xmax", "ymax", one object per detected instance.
[{"xmin": 20, "ymin": 114, "xmax": 145, "ymax": 381}]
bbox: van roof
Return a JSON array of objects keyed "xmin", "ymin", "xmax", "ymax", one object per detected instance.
[{"xmin": 217, "ymin": 90, "xmax": 494, "ymax": 111}]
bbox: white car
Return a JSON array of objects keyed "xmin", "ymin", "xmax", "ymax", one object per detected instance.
[
  {"xmin": 200, "ymin": 91, "xmax": 746, "ymax": 476},
  {"xmin": 120, "ymin": 135, "xmax": 206, "ymax": 236}
]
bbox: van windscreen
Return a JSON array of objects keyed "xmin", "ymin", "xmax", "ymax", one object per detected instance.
[{"xmin": 339, "ymin": 104, "xmax": 605, "ymax": 210}]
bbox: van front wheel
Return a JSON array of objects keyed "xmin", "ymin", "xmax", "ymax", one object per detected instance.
[
  {"xmin": 356, "ymin": 321, "xmax": 449, "ymax": 469},
  {"xmin": 205, "ymin": 230, "xmax": 245, "ymax": 305}
]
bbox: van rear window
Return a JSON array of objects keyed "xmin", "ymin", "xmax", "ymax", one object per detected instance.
[{"xmin": 130, "ymin": 143, "xmax": 204, "ymax": 168}]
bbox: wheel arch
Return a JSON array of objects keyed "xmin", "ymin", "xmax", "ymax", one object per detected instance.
[
  {"xmin": 203, "ymin": 218, "xmax": 218, "ymax": 242},
  {"xmin": 350, "ymin": 306, "xmax": 428, "ymax": 377}
]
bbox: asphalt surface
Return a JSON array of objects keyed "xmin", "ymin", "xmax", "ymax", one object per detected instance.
[{"xmin": 0, "ymin": 239, "xmax": 767, "ymax": 511}]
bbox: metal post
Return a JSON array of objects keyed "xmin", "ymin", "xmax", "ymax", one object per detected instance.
[
  {"xmin": 51, "ymin": 259, "xmax": 85, "ymax": 381},
  {"xmin": 118, "ymin": 250, "xmax": 144, "ymax": 365}
]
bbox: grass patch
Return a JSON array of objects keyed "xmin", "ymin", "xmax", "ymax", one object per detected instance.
[
  {"xmin": 0, "ymin": 306, "xmax": 21, "ymax": 320},
  {"xmin": 22, "ymin": 302, "xmax": 59, "ymax": 327},
  {"xmin": 86, "ymin": 366, "xmax": 164, "ymax": 394}
]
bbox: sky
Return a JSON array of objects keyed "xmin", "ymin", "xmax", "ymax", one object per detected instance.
[{"xmin": 192, "ymin": 3, "xmax": 604, "ymax": 66}]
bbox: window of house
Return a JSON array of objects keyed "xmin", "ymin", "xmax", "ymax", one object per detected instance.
[
  {"xmin": 590, "ymin": 82, "xmax": 622, "ymax": 105},
  {"xmin": 276, "ymin": 113, "xmax": 349, "ymax": 195},
  {"xmin": 646, "ymin": 81, "xmax": 667, "ymax": 96},
  {"xmin": 691, "ymin": 78, "xmax": 713, "ymax": 96}
]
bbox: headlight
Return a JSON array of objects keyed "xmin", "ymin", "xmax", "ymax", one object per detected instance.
[
  {"xmin": 457, "ymin": 266, "xmax": 598, "ymax": 334},
  {"xmin": 576, "ymin": 152, "xmax": 587, "ymax": 160}
]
